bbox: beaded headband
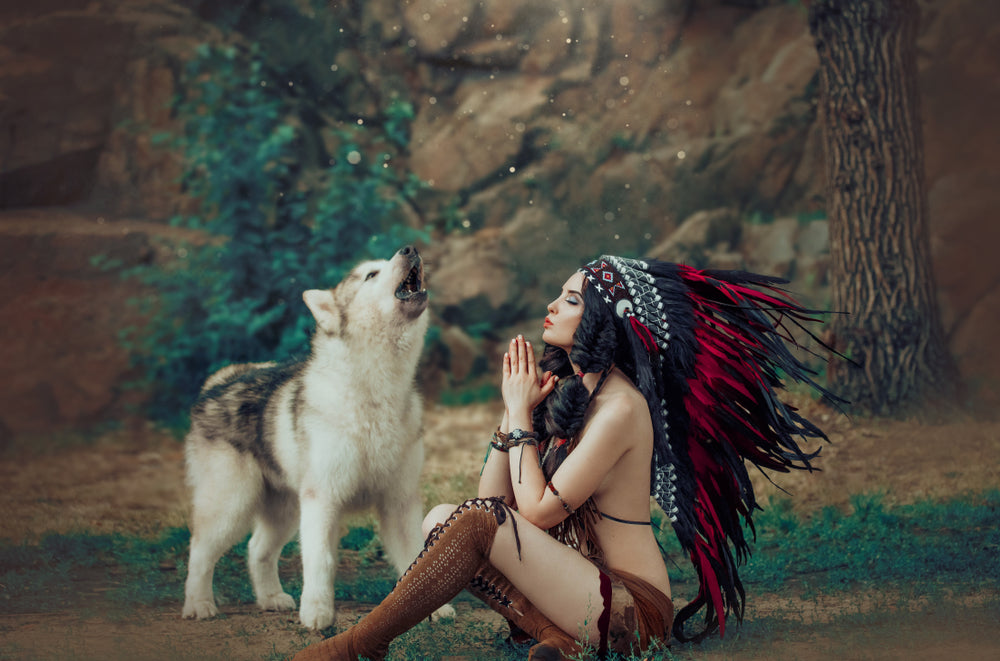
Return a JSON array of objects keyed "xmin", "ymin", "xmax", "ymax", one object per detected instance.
[{"xmin": 581, "ymin": 256, "xmax": 670, "ymax": 354}]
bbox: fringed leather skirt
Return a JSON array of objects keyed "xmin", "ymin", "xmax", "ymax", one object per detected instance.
[{"xmin": 599, "ymin": 566, "xmax": 674, "ymax": 657}]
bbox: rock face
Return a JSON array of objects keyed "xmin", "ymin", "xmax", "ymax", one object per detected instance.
[
  {"xmin": 0, "ymin": 212, "xmax": 153, "ymax": 439},
  {"xmin": 0, "ymin": 1, "xmax": 209, "ymax": 219},
  {"xmin": 1, "ymin": 0, "xmax": 998, "ymax": 436}
]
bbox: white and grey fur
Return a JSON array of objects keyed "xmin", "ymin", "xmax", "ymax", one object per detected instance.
[{"xmin": 181, "ymin": 246, "xmax": 445, "ymax": 630}]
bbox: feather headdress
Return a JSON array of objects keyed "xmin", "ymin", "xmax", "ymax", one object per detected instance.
[{"xmin": 581, "ymin": 256, "xmax": 838, "ymax": 641}]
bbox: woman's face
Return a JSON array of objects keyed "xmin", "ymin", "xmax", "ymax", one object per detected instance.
[{"xmin": 542, "ymin": 271, "xmax": 586, "ymax": 352}]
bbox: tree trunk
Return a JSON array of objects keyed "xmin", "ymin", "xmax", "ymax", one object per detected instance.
[{"xmin": 808, "ymin": 0, "xmax": 959, "ymax": 416}]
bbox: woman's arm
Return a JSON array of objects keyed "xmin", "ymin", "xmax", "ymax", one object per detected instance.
[
  {"xmin": 506, "ymin": 396, "xmax": 637, "ymax": 529},
  {"xmin": 478, "ymin": 411, "xmax": 515, "ymax": 503},
  {"xmin": 502, "ymin": 336, "xmax": 634, "ymax": 530}
]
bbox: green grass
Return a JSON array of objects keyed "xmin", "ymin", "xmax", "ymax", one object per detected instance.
[
  {"xmin": 0, "ymin": 526, "xmax": 398, "ymax": 616},
  {"xmin": 745, "ymin": 490, "xmax": 1000, "ymax": 593},
  {"xmin": 646, "ymin": 490, "xmax": 1000, "ymax": 600},
  {"xmin": 1, "ymin": 491, "xmax": 997, "ymax": 660}
]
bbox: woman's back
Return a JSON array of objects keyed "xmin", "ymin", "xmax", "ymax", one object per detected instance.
[{"xmin": 582, "ymin": 370, "xmax": 672, "ymax": 597}]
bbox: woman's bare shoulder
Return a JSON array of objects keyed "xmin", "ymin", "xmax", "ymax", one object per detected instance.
[
  {"xmin": 591, "ymin": 377, "xmax": 651, "ymax": 428},
  {"xmin": 577, "ymin": 380, "xmax": 652, "ymax": 465}
]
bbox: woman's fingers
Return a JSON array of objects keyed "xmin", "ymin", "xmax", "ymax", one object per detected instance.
[
  {"xmin": 509, "ymin": 336, "xmax": 525, "ymax": 373},
  {"xmin": 504, "ymin": 337, "xmax": 552, "ymax": 411},
  {"xmin": 539, "ymin": 371, "xmax": 558, "ymax": 398},
  {"xmin": 507, "ymin": 336, "xmax": 541, "ymax": 378}
]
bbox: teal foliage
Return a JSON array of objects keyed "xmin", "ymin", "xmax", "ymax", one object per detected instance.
[
  {"xmin": 438, "ymin": 382, "xmax": 501, "ymax": 407},
  {"xmin": 745, "ymin": 209, "xmax": 775, "ymax": 225},
  {"xmin": 119, "ymin": 44, "xmax": 427, "ymax": 427},
  {"xmin": 797, "ymin": 208, "xmax": 827, "ymax": 224}
]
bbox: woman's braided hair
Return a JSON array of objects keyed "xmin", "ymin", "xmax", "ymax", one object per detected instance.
[{"xmin": 532, "ymin": 278, "xmax": 628, "ymax": 440}]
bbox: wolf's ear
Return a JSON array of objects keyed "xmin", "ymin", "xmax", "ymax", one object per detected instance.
[{"xmin": 303, "ymin": 289, "xmax": 340, "ymax": 335}]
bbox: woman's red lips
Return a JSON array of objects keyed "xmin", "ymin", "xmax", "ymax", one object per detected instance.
[{"xmin": 544, "ymin": 318, "xmax": 553, "ymax": 328}]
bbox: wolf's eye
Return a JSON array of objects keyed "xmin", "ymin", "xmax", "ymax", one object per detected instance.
[{"xmin": 365, "ymin": 270, "xmax": 379, "ymax": 281}]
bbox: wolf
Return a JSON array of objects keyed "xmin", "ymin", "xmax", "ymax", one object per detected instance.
[{"xmin": 181, "ymin": 245, "xmax": 447, "ymax": 630}]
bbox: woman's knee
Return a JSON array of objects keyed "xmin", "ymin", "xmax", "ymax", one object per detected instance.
[{"xmin": 422, "ymin": 503, "xmax": 457, "ymax": 537}]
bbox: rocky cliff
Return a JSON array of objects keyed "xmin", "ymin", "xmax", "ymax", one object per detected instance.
[{"xmin": 1, "ymin": 0, "xmax": 997, "ymax": 438}]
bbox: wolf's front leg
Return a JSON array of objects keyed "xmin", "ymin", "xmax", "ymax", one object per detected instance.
[{"xmin": 298, "ymin": 493, "xmax": 340, "ymax": 630}]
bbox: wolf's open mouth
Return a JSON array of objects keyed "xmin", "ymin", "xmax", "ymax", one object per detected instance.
[{"xmin": 395, "ymin": 262, "xmax": 426, "ymax": 301}]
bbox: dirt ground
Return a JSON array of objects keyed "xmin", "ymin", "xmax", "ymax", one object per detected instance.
[{"xmin": 1, "ymin": 401, "xmax": 998, "ymax": 660}]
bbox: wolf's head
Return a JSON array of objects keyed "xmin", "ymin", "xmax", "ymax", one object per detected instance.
[{"xmin": 302, "ymin": 246, "xmax": 429, "ymax": 354}]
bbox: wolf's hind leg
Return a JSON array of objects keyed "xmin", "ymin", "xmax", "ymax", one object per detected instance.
[
  {"xmin": 248, "ymin": 488, "xmax": 299, "ymax": 612},
  {"xmin": 379, "ymin": 491, "xmax": 456, "ymax": 621},
  {"xmin": 182, "ymin": 445, "xmax": 261, "ymax": 620},
  {"xmin": 377, "ymin": 442, "xmax": 426, "ymax": 577},
  {"xmin": 183, "ymin": 508, "xmax": 255, "ymax": 618},
  {"xmin": 377, "ymin": 494, "xmax": 423, "ymax": 574}
]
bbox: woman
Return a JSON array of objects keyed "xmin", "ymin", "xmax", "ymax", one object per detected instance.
[{"xmin": 292, "ymin": 256, "xmax": 834, "ymax": 660}]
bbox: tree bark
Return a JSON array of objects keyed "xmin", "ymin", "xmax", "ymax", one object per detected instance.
[{"xmin": 808, "ymin": 0, "xmax": 959, "ymax": 416}]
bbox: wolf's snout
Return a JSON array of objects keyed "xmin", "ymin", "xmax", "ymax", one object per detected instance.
[
  {"xmin": 394, "ymin": 245, "xmax": 428, "ymax": 315},
  {"xmin": 397, "ymin": 245, "xmax": 422, "ymax": 271}
]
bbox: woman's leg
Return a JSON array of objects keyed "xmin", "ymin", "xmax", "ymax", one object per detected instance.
[
  {"xmin": 468, "ymin": 564, "xmax": 583, "ymax": 661},
  {"xmin": 424, "ymin": 503, "xmax": 607, "ymax": 644},
  {"xmin": 292, "ymin": 498, "xmax": 518, "ymax": 661},
  {"xmin": 291, "ymin": 498, "xmax": 608, "ymax": 661},
  {"xmin": 485, "ymin": 508, "xmax": 606, "ymax": 646},
  {"xmin": 425, "ymin": 504, "xmax": 582, "ymax": 658}
]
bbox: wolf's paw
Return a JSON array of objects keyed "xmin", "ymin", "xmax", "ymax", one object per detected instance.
[
  {"xmin": 182, "ymin": 599, "xmax": 219, "ymax": 620},
  {"xmin": 431, "ymin": 603, "xmax": 456, "ymax": 622},
  {"xmin": 299, "ymin": 598, "xmax": 335, "ymax": 631},
  {"xmin": 258, "ymin": 592, "xmax": 296, "ymax": 612}
]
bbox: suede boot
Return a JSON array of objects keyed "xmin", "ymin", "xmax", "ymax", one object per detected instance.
[
  {"xmin": 290, "ymin": 498, "xmax": 515, "ymax": 661},
  {"xmin": 468, "ymin": 565, "xmax": 585, "ymax": 661}
]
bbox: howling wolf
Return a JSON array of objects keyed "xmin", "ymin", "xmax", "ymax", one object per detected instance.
[{"xmin": 181, "ymin": 245, "xmax": 446, "ymax": 630}]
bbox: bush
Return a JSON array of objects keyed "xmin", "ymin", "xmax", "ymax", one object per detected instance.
[{"xmin": 117, "ymin": 43, "xmax": 427, "ymax": 427}]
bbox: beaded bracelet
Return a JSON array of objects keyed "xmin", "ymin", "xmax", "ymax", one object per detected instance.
[
  {"xmin": 490, "ymin": 430, "xmax": 509, "ymax": 452},
  {"xmin": 490, "ymin": 428, "xmax": 540, "ymax": 452},
  {"xmin": 506, "ymin": 428, "xmax": 539, "ymax": 449},
  {"xmin": 547, "ymin": 481, "xmax": 575, "ymax": 514},
  {"xmin": 481, "ymin": 428, "xmax": 506, "ymax": 476}
]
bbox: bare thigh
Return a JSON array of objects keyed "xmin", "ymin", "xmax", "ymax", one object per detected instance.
[
  {"xmin": 486, "ymin": 509, "xmax": 604, "ymax": 642},
  {"xmin": 423, "ymin": 505, "xmax": 604, "ymax": 644}
]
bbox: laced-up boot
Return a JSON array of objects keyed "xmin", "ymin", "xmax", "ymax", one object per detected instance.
[
  {"xmin": 291, "ymin": 498, "xmax": 515, "ymax": 661},
  {"xmin": 468, "ymin": 564, "xmax": 584, "ymax": 661}
]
